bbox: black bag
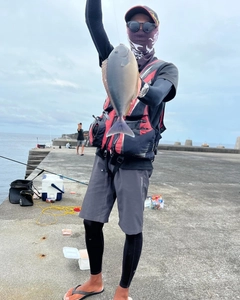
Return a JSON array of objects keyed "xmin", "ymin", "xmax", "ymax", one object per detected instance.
[
  {"xmin": 9, "ymin": 179, "xmax": 33, "ymax": 204},
  {"xmin": 19, "ymin": 190, "xmax": 34, "ymax": 206},
  {"xmin": 88, "ymin": 115, "xmax": 107, "ymax": 148}
]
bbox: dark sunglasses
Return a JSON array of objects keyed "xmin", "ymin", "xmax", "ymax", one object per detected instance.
[{"xmin": 127, "ymin": 21, "xmax": 156, "ymax": 33}]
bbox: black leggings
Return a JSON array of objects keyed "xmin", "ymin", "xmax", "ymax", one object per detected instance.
[{"xmin": 84, "ymin": 219, "xmax": 143, "ymax": 288}]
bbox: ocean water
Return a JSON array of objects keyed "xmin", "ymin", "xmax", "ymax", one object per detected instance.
[{"xmin": 0, "ymin": 132, "xmax": 56, "ymax": 205}]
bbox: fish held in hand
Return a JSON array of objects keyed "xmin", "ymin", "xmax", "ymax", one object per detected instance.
[{"xmin": 102, "ymin": 44, "xmax": 140, "ymax": 137}]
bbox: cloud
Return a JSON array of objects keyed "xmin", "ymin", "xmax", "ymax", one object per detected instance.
[
  {"xmin": 0, "ymin": 0, "xmax": 239, "ymax": 147},
  {"xmin": 29, "ymin": 78, "xmax": 80, "ymax": 89}
]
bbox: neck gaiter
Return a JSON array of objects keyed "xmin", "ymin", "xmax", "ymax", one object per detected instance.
[{"xmin": 127, "ymin": 27, "xmax": 159, "ymax": 70}]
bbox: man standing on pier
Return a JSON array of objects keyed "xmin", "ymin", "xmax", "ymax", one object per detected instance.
[
  {"xmin": 76, "ymin": 123, "xmax": 85, "ymax": 156},
  {"xmin": 64, "ymin": 1, "xmax": 178, "ymax": 299}
]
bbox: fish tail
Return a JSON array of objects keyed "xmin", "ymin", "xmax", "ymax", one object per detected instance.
[{"xmin": 106, "ymin": 117, "xmax": 135, "ymax": 137}]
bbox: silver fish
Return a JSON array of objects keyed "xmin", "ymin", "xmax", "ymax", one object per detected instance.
[{"xmin": 102, "ymin": 44, "xmax": 140, "ymax": 137}]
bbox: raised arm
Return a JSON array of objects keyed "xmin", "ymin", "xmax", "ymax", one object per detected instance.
[{"xmin": 85, "ymin": 0, "xmax": 114, "ymax": 65}]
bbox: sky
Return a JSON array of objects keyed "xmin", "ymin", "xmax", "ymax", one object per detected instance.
[{"xmin": 0, "ymin": 0, "xmax": 240, "ymax": 147}]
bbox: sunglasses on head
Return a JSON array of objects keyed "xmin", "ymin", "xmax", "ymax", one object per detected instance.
[{"xmin": 127, "ymin": 21, "xmax": 156, "ymax": 33}]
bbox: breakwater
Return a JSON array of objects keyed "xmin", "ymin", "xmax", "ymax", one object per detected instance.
[
  {"xmin": 157, "ymin": 144, "xmax": 240, "ymax": 154},
  {"xmin": 25, "ymin": 148, "xmax": 50, "ymax": 178},
  {"xmin": 51, "ymin": 139, "xmax": 240, "ymax": 154}
]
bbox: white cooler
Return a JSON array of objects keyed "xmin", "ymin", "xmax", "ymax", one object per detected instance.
[{"xmin": 41, "ymin": 174, "xmax": 64, "ymax": 201}]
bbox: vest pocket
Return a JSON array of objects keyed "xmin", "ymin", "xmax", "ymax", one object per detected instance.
[{"xmin": 112, "ymin": 118, "xmax": 156, "ymax": 160}]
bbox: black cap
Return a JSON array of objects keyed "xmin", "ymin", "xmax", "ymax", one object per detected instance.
[{"xmin": 125, "ymin": 5, "xmax": 159, "ymax": 26}]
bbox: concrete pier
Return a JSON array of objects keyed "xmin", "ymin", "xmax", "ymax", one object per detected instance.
[{"xmin": 0, "ymin": 147, "xmax": 240, "ymax": 300}]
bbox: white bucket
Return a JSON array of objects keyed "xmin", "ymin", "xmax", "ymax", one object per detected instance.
[{"xmin": 41, "ymin": 174, "xmax": 64, "ymax": 201}]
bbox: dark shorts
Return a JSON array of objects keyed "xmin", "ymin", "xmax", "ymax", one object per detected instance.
[{"xmin": 79, "ymin": 155, "xmax": 152, "ymax": 234}]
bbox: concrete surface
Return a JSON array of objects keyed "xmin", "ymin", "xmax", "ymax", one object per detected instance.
[{"xmin": 0, "ymin": 147, "xmax": 239, "ymax": 300}]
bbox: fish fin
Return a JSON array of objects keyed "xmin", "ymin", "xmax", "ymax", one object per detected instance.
[
  {"xmin": 130, "ymin": 76, "xmax": 141, "ymax": 101},
  {"xmin": 102, "ymin": 59, "xmax": 111, "ymax": 98},
  {"xmin": 106, "ymin": 118, "xmax": 135, "ymax": 137}
]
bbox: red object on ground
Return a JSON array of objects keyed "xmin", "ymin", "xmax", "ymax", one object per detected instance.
[{"xmin": 74, "ymin": 207, "xmax": 81, "ymax": 212}]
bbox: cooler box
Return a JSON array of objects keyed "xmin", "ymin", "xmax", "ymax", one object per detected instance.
[{"xmin": 41, "ymin": 174, "xmax": 64, "ymax": 201}]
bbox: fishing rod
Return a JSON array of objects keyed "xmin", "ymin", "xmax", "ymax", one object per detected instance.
[{"xmin": 0, "ymin": 155, "xmax": 88, "ymax": 186}]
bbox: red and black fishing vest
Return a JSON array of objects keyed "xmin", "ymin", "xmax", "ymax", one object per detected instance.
[{"xmin": 89, "ymin": 59, "xmax": 166, "ymax": 160}]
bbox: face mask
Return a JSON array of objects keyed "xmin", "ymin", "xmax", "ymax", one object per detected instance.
[{"xmin": 127, "ymin": 26, "xmax": 159, "ymax": 69}]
